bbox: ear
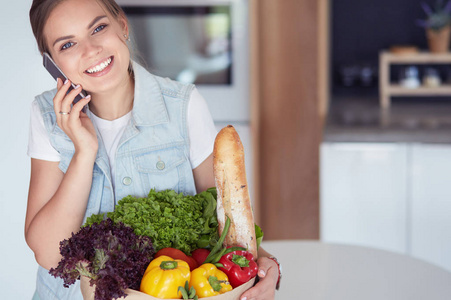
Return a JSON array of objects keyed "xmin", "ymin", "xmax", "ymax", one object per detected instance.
[{"xmin": 118, "ymin": 14, "xmax": 129, "ymax": 37}]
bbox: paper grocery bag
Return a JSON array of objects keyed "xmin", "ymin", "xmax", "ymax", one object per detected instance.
[{"xmin": 80, "ymin": 276, "xmax": 255, "ymax": 300}]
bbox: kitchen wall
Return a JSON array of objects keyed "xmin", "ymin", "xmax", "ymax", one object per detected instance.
[{"xmin": 0, "ymin": 0, "xmax": 48, "ymax": 298}]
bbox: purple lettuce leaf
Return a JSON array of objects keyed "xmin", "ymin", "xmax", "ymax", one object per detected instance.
[{"xmin": 49, "ymin": 219, "xmax": 155, "ymax": 300}]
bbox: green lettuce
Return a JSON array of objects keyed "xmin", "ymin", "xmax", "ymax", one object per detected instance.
[
  {"xmin": 85, "ymin": 188, "xmax": 219, "ymax": 255},
  {"xmin": 255, "ymin": 224, "xmax": 264, "ymax": 250}
]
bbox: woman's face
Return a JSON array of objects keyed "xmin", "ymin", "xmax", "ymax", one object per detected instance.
[{"xmin": 43, "ymin": 0, "xmax": 130, "ymax": 94}]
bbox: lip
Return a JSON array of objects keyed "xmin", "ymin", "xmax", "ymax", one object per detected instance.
[{"xmin": 84, "ymin": 56, "xmax": 114, "ymax": 77}]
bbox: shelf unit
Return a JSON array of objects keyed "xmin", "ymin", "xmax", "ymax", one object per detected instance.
[{"xmin": 379, "ymin": 51, "xmax": 451, "ymax": 109}]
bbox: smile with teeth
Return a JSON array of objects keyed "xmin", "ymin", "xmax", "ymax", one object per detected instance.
[{"xmin": 86, "ymin": 57, "xmax": 112, "ymax": 74}]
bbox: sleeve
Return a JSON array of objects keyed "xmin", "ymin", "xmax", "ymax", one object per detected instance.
[
  {"xmin": 187, "ymin": 88, "xmax": 218, "ymax": 169},
  {"xmin": 27, "ymin": 100, "xmax": 61, "ymax": 162}
]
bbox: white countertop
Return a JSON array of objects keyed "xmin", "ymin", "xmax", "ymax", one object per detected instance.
[{"xmin": 262, "ymin": 240, "xmax": 451, "ymax": 300}]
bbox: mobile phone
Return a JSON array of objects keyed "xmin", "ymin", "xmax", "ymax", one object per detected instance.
[{"xmin": 43, "ymin": 52, "xmax": 88, "ymax": 108}]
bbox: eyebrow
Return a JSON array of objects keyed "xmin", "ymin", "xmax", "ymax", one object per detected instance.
[
  {"xmin": 53, "ymin": 35, "xmax": 75, "ymax": 47},
  {"xmin": 87, "ymin": 15, "xmax": 107, "ymax": 30},
  {"xmin": 52, "ymin": 15, "xmax": 108, "ymax": 47}
]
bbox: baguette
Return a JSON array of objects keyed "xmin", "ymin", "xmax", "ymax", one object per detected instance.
[{"xmin": 213, "ymin": 125, "xmax": 258, "ymax": 259}]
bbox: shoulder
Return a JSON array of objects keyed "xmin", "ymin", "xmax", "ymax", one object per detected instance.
[
  {"xmin": 152, "ymin": 74, "xmax": 195, "ymax": 101},
  {"xmin": 34, "ymin": 88, "xmax": 57, "ymax": 114},
  {"xmin": 133, "ymin": 62, "xmax": 194, "ymax": 100}
]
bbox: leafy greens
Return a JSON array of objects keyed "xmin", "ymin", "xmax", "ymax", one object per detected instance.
[
  {"xmin": 85, "ymin": 187, "xmax": 219, "ymax": 255},
  {"xmin": 49, "ymin": 218, "xmax": 155, "ymax": 300}
]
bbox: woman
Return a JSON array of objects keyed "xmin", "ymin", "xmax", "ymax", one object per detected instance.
[{"xmin": 26, "ymin": 0, "xmax": 280, "ymax": 299}]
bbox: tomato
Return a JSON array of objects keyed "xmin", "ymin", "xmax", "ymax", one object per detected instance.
[
  {"xmin": 155, "ymin": 248, "xmax": 198, "ymax": 271},
  {"xmin": 191, "ymin": 248, "xmax": 211, "ymax": 266}
]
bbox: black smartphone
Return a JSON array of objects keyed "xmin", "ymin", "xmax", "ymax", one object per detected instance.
[{"xmin": 43, "ymin": 52, "xmax": 88, "ymax": 109}]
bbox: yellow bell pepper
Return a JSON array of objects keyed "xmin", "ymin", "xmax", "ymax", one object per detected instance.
[
  {"xmin": 140, "ymin": 255, "xmax": 191, "ymax": 299},
  {"xmin": 189, "ymin": 263, "xmax": 233, "ymax": 298}
]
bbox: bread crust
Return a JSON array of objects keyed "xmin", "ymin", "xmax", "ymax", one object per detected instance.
[{"xmin": 213, "ymin": 125, "xmax": 258, "ymax": 259}]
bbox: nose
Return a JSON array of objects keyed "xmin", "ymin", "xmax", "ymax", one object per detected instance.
[{"xmin": 82, "ymin": 40, "xmax": 102, "ymax": 58}]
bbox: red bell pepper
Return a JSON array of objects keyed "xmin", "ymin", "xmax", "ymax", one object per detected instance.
[{"xmin": 218, "ymin": 249, "xmax": 258, "ymax": 288}]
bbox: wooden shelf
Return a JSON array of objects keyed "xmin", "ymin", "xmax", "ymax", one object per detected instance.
[
  {"xmin": 388, "ymin": 84, "xmax": 451, "ymax": 96},
  {"xmin": 379, "ymin": 51, "xmax": 451, "ymax": 108},
  {"xmin": 382, "ymin": 52, "xmax": 451, "ymax": 64}
]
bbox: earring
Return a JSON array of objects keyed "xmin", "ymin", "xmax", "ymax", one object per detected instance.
[{"xmin": 124, "ymin": 34, "xmax": 130, "ymax": 41}]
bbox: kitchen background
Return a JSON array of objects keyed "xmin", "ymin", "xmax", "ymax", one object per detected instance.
[
  {"xmin": 1, "ymin": 0, "xmax": 451, "ymax": 298},
  {"xmin": 322, "ymin": 0, "xmax": 451, "ymax": 279}
]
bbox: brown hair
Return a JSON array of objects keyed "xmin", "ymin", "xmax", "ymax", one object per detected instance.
[{"xmin": 29, "ymin": 0, "xmax": 128, "ymax": 54}]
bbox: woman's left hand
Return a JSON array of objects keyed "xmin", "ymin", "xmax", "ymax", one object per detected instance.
[{"xmin": 239, "ymin": 256, "xmax": 278, "ymax": 300}]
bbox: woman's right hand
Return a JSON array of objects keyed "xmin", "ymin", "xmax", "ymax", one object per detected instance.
[
  {"xmin": 54, "ymin": 78, "xmax": 98, "ymax": 155},
  {"xmin": 25, "ymin": 79, "xmax": 99, "ymax": 269}
]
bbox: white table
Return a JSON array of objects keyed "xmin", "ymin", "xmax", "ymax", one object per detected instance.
[{"xmin": 262, "ymin": 240, "xmax": 451, "ymax": 300}]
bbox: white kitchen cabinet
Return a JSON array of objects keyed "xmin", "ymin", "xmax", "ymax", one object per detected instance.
[
  {"xmin": 320, "ymin": 143, "xmax": 408, "ymax": 254},
  {"xmin": 321, "ymin": 142, "xmax": 451, "ymax": 272},
  {"xmin": 411, "ymin": 145, "xmax": 451, "ymax": 272}
]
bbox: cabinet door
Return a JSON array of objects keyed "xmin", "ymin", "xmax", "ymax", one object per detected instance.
[
  {"xmin": 411, "ymin": 144, "xmax": 451, "ymax": 272},
  {"xmin": 321, "ymin": 143, "xmax": 408, "ymax": 254}
]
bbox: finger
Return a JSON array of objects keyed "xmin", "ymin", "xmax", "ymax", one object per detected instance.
[
  {"xmin": 61, "ymin": 84, "xmax": 83, "ymax": 114},
  {"xmin": 56, "ymin": 77, "xmax": 63, "ymax": 90},
  {"xmin": 59, "ymin": 85, "xmax": 84, "ymax": 129},
  {"xmin": 70, "ymin": 94, "xmax": 91, "ymax": 118},
  {"xmin": 238, "ymin": 258, "xmax": 279, "ymax": 300},
  {"xmin": 240, "ymin": 278, "xmax": 276, "ymax": 300},
  {"xmin": 54, "ymin": 79, "xmax": 71, "ymax": 106},
  {"xmin": 58, "ymin": 84, "xmax": 83, "ymax": 131},
  {"xmin": 66, "ymin": 94, "xmax": 91, "ymax": 129},
  {"xmin": 257, "ymin": 257, "xmax": 278, "ymax": 279},
  {"xmin": 54, "ymin": 79, "xmax": 72, "ymax": 125}
]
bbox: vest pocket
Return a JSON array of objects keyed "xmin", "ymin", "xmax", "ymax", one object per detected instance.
[{"xmin": 134, "ymin": 146, "xmax": 187, "ymax": 193}]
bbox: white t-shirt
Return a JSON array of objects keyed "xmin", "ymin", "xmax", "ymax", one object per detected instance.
[{"xmin": 27, "ymin": 88, "xmax": 217, "ymax": 184}]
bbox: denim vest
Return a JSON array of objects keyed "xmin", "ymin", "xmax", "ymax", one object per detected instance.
[{"xmin": 33, "ymin": 62, "xmax": 197, "ymax": 299}]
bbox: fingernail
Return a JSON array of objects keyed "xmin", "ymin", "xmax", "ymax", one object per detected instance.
[
  {"xmin": 74, "ymin": 84, "xmax": 81, "ymax": 89},
  {"xmin": 241, "ymin": 297, "xmax": 247, "ymax": 300},
  {"xmin": 85, "ymin": 95, "xmax": 91, "ymax": 100},
  {"xmin": 64, "ymin": 79, "xmax": 69, "ymax": 85},
  {"xmin": 259, "ymin": 269, "xmax": 266, "ymax": 277}
]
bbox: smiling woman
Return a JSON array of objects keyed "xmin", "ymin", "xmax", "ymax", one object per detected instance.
[
  {"xmin": 25, "ymin": 0, "xmax": 279, "ymax": 299},
  {"xmin": 39, "ymin": 0, "xmax": 133, "ymax": 107}
]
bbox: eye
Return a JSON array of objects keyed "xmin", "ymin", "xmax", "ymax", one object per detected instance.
[
  {"xmin": 93, "ymin": 24, "xmax": 107, "ymax": 34},
  {"xmin": 60, "ymin": 41, "xmax": 74, "ymax": 51}
]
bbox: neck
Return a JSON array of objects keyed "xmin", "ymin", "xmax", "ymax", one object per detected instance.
[{"xmin": 88, "ymin": 74, "xmax": 135, "ymax": 120}]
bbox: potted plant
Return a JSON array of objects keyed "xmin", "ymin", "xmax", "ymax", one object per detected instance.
[{"xmin": 417, "ymin": 0, "xmax": 451, "ymax": 53}]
